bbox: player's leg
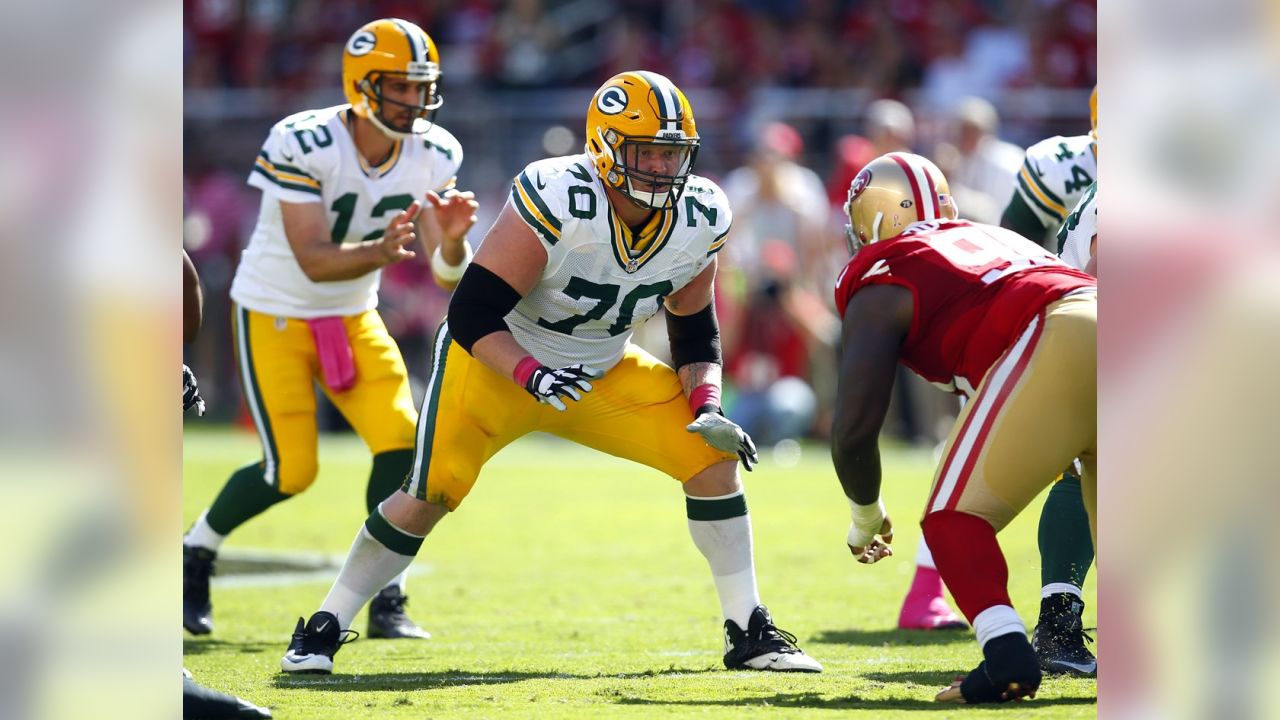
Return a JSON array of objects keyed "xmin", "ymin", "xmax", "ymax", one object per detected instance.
[
  {"xmin": 549, "ymin": 346, "xmax": 821, "ymax": 672},
  {"xmin": 927, "ymin": 297, "xmax": 1095, "ymax": 703},
  {"xmin": 282, "ymin": 324, "xmax": 534, "ymax": 673},
  {"xmin": 897, "ymin": 538, "xmax": 967, "ymax": 630},
  {"xmin": 184, "ymin": 307, "xmax": 320, "ymax": 635},
  {"xmin": 1033, "ymin": 469, "xmax": 1097, "ymax": 676},
  {"xmin": 322, "ymin": 310, "xmax": 428, "ymax": 639}
]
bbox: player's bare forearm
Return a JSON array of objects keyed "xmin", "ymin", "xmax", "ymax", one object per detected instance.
[
  {"xmin": 294, "ymin": 242, "xmax": 397, "ymax": 282},
  {"xmin": 183, "ymin": 250, "xmax": 203, "ymax": 344},
  {"xmin": 677, "ymin": 362, "xmax": 722, "ymax": 398},
  {"xmin": 470, "ymin": 331, "xmax": 536, "ymax": 382},
  {"xmin": 832, "ymin": 438, "xmax": 882, "ymax": 505}
]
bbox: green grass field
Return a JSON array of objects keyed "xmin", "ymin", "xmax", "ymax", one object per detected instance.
[{"xmin": 183, "ymin": 427, "xmax": 1096, "ymax": 719}]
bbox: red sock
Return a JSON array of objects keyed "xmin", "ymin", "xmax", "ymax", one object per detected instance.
[{"xmin": 921, "ymin": 510, "xmax": 1012, "ymax": 623}]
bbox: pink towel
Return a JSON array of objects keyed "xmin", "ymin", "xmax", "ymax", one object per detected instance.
[{"xmin": 306, "ymin": 317, "xmax": 356, "ymax": 393}]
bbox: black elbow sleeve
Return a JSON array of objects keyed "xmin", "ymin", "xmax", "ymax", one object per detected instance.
[
  {"xmin": 447, "ymin": 264, "xmax": 522, "ymax": 354},
  {"xmin": 665, "ymin": 303, "xmax": 722, "ymax": 370}
]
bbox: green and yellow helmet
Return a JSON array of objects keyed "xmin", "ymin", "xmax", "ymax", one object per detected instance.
[
  {"xmin": 585, "ymin": 71, "xmax": 699, "ymax": 209},
  {"xmin": 342, "ymin": 18, "xmax": 443, "ymax": 139}
]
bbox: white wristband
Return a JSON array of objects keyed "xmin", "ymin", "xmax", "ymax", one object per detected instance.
[
  {"xmin": 431, "ymin": 240, "xmax": 473, "ymax": 282},
  {"xmin": 846, "ymin": 496, "xmax": 886, "ymax": 548}
]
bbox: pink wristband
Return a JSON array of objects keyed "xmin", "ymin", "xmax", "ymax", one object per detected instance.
[
  {"xmin": 513, "ymin": 356, "xmax": 542, "ymax": 387},
  {"xmin": 689, "ymin": 384, "xmax": 721, "ymax": 415}
]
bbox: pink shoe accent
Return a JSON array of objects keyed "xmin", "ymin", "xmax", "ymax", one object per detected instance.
[{"xmin": 898, "ymin": 565, "xmax": 968, "ymax": 630}]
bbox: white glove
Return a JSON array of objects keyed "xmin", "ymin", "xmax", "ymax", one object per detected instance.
[
  {"xmin": 522, "ymin": 363, "xmax": 601, "ymax": 411},
  {"xmin": 685, "ymin": 411, "xmax": 759, "ymax": 471},
  {"xmin": 847, "ymin": 497, "xmax": 894, "ymax": 564}
]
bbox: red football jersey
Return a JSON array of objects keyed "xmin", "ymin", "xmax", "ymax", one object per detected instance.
[{"xmin": 834, "ymin": 219, "xmax": 1096, "ymax": 395}]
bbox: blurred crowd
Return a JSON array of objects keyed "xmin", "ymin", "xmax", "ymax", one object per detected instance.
[
  {"xmin": 186, "ymin": 0, "xmax": 1094, "ymax": 95},
  {"xmin": 184, "ymin": 0, "xmax": 1094, "ymax": 449}
]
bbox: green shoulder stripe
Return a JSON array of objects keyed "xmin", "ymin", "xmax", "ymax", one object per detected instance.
[
  {"xmin": 258, "ymin": 151, "xmax": 315, "ymax": 179},
  {"xmin": 1016, "ymin": 172, "xmax": 1062, "ymax": 222},
  {"xmin": 510, "ymin": 183, "xmax": 560, "ymax": 246},
  {"xmin": 1023, "ymin": 158, "xmax": 1065, "ymax": 207},
  {"xmin": 252, "ymin": 165, "xmax": 321, "ymax": 195},
  {"xmin": 517, "ymin": 172, "xmax": 562, "ymax": 232}
]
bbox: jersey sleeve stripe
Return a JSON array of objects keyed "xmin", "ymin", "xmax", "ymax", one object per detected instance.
[
  {"xmin": 510, "ymin": 183, "xmax": 560, "ymax": 245},
  {"xmin": 251, "ymin": 165, "xmax": 322, "ymax": 195},
  {"xmin": 257, "ymin": 151, "xmax": 316, "ymax": 180},
  {"xmin": 254, "ymin": 156, "xmax": 321, "ymax": 190},
  {"xmin": 1019, "ymin": 163, "xmax": 1066, "ymax": 214},
  {"xmin": 1016, "ymin": 169, "xmax": 1065, "ymax": 220},
  {"xmin": 706, "ymin": 227, "xmax": 730, "ymax": 256},
  {"xmin": 516, "ymin": 172, "xmax": 562, "ymax": 232}
]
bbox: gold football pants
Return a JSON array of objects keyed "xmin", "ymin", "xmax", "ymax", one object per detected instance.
[
  {"xmin": 402, "ymin": 322, "xmax": 735, "ymax": 510},
  {"xmin": 233, "ymin": 305, "xmax": 417, "ymax": 494},
  {"xmin": 924, "ymin": 292, "xmax": 1097, "ymax": 543}
]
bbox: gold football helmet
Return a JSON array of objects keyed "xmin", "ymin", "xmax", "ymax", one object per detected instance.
[
  {"xmin": 585, "ymin": 71, "xmax": 699, "ymax": 209},
  {"xmin": 342, "ymin": 18, "xmax": 443, "ymax": 139},
  {"xmin": 843, "ymin": 152, "xmax": 958, "ymax": 253}
]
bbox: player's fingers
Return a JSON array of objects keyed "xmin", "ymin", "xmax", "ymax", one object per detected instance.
[
  {"xmin": 739, "ymin": 450, "xmax": 755, "ymax": 472},
  {"xmin": 545, "ymin": 395, "xmax": 566, "ymax": 411},
  {"xmin": 393, "ymin": 200, "xmax": 422, "ymax": 225},
  {"xmin": 424, "ymin": 191, "xmax": 444, "ymax": 209}
]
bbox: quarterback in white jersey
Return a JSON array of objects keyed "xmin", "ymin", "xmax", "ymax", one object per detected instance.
[
  {"xmin": 1001, "ymin": 89, "xmax": 1098, "ymax": 249},
  {"xmin": 185, "ymin": 19, "xmax": 479, "ymax": 643},
  {"xmin": 1057, "ymin": 181, "xmax": 1097, "ymax": 274},
  {"xmin": 282, "ymin": 71, "xmax": 823, "ymax": 677}
]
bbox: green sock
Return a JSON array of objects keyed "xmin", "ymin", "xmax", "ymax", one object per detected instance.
[
  {"xmin": 205, "ymin": 462, "xmax": 291, "ymax": 536},
  {"xmin": 367, "ymin": 449, "xmax": 414, "ymax": 513},
  {"xmin": 1037, "ymin": 473, "xmax": 1095, "ymax": 588}
]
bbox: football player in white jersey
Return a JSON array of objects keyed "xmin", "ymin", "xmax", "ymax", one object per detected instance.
[
  {"xmin": 281, "ymin": 71, "xmax": 822, "ymax": 675},
  {"xmin": 1000, "ymin": 88, "xmax": 1097, "ymax": 249},
  {"xmin": 183, "ymin": 18, "xmax": 479, "ymax": 641}
]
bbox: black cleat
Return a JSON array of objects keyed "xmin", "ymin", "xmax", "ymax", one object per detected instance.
[
  {"xmin": 936, "ymin": 632, "xmax": 1042, "ymax": 703},
  {"xmin": 280, "ymin": 611, "xmax": 357, "ymax": 674},
  {"xmin": 183, "ymin": 545, "xmax": 216, "ymax": 635},
  {"xmin": 1032, "ymin": 593, "xmax": 1097, "ymax": 677},
  {"xmin": 367, "ymin": 586, "xmax": 431, "ymax": 640},
  {"xmin": 722, "ymin": 605, "xmax": 823, "ymax": 672},
  {"xmin": 183, "ymin": 672, "xmax": 272, "ymax": 718}
]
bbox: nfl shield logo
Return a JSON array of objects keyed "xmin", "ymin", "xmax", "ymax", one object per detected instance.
[{"xmin": 625, "ymin": 259, "xmax": 640, "ymax": 273}]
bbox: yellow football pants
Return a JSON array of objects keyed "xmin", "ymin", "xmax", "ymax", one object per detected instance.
[
  {"xmin": 402, "ymin": 322, "xmax": 735, "ymax": 510},
  {"xmin": 233, "ymin": 305, "xmax": 417, "ymax": 494}
]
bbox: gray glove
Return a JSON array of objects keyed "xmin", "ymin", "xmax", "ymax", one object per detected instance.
[{"xmin": 685, "ymin": 409, "xmax": 758, "ymax": 471}]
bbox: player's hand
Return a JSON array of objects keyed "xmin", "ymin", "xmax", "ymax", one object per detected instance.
[
  {"xmin": 848, "ymin": 512, "xmax": 894, "ymax": 564},
  {"xmin": 685, "ymin": 410, "xmax": 759, "ymax": 471},
  {"xmin": 523, "ymin": 363, "xmax": 601, "ymax": 411},
  {"xmin": 183, "ymin": 364, "xmax": 206, "ymax": 416},
  {"xmin": 424, "ymin": 190, "xmax": 479, "ymax": 243},
  {"xmin": 376, "ymin": 200, "xmax": 421, "ymax": 264}
]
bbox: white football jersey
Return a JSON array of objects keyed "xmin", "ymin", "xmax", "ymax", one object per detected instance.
[
  {"xmin": 505, "ymin": 154, "xmax": 731, "ymax": 371},
  {"xmin": 1057, "ymin": 181, "xmax": 1097, "ymax": 272},
  {"xmin": 231, "ymin": 104, "xmax": 462, "ymax": 318},
  {"xmin": 1011, "ymin": 134, "xmax": 1097, "ymax": 243}
]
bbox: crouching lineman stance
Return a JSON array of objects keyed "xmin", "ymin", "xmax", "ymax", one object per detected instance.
[
  {"xmin": 184, "ymin": 19, "xmax": 478, "ymax": 640},
  {"xmin": 282, "ymin": 71, "xmax": 821, "ymax": 674},
  {"xmin": 829, "ymin": 153, "xmax": 1096, "ymax": 703}
]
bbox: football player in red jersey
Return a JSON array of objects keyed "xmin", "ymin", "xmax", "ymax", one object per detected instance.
[{"xmin": 829, "ymin": 153, "xmax": 1097, "ymax": 704}]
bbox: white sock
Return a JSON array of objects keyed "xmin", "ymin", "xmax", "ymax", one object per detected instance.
[
  {"xmin": 183, "ymin": 510, "xmax": 226, "ymax": 551},
  {"xmin": 973, "ymin": 604, "xmax": 1027, "ymax": 649},
  {"xmin": 686, "ymin": 494, "xmax": 760, "ymax": 629},
  {"xmin": 915, "ymin": 536, "xmax": 936, "ymax": 569},
  {"xmin": 1041, "ymin": 582, "xmax": 1084, "ymax": 599},
  {"xmin": 320, "ymin": 526, "xmax": 420, "ymax": 630},
  {"xmin": 383, "ymin": 571, "xmax": 408, "ymax": 594}
]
